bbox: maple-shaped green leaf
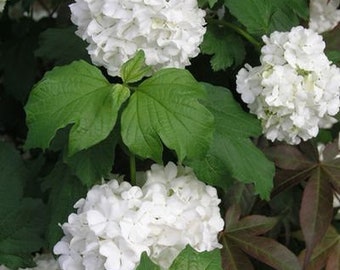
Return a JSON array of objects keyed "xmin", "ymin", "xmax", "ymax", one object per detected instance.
[
  {"xmin": 300, "ymin": 167, "xmax": 334, "ymax": 266},
  {"xmin": 120, "ymin": 50, "xmax": 152, "ymax": 84},
  {"xmin": 222, "ymin": 205, "xmax": 300, "ymax": 270},
  {"xmin": 198, "ymin": 0, "xmax": 218, "ymax": 8},
  {"xmin": 35, "ymin": 26, "xmax": 90, "ymax": 66},
  {"xmin": 269, "ymin": 0, "xmax": 309, "ymax": 32},
  {"xmin": 42, "ymin": 163, "xmax": 87, "ymax": 248},
  {"xmin": 25, "ymin": 60, "xmax": 130, "ymax": 156},
  {"xmin": 326, "ymin": 50, "xmax": 340, "ymax": 65},
  {"xmin": 136, "ymin": 252, "xmax": 161, "ymax": 270},
  {"xmin": 298, "ymin": 226, "xmax": 340, "ymax": 270},
  {"xmin": 200, "ymin": 24, "xmax": 246, "ymax": 71},
  {"xmin": 188, "ymin": 83, "xmax": 274, "ymax": 199},
  {"xmin": 65, "ymin": 129, "xmax": 118, "ymax": 187},
  {"xmin": 169, "ymin": 245, "xmax": 222, "ymax": 270},
  {"xmin": 121, "ymin": 68, "xmax": 214, "ymax": 162},
  {"xmin": 0, "ymin": 142, "xmax": 46, "ymax": 269},
  {"xmin": 272, "ymin": 0, "xmax": 309, "ymax": 20},
  {"xmin": 224, "ymin": 0, "xmax": 273, "ymax": 35}
]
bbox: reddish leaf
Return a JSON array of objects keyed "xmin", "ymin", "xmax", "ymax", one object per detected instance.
[
  {"xmin": 299, "ymin": 168, "xmax": 333, "ymax": 266},
  {"xmin": 265, "ymin": 145, "xmax": 313, "ymax": 170},
  {"xmin": 326, "ymin": 242, "xmax": 340, "ymax": 270},
  {"xmin": 298, "ymin": 141, "xmax": 319, "ymax": 163},
  {"xmin": 298, "ymin": 226, "xmax": 339, "ymax": 270},
  {"xmin": 227, "ymin": 215, "xmax": 278, "ymax": 236},
  {"xmin": 321, "ymin": 140, "xmax": 340, "ymax": 162},
  {"xmin": 225, "ymin": 183, "xmax": 256, "ymax": 215},
  {"xmin": 321, "ymin": 160, "xmax": 340, "ymax": 194},
  {"xmin": 228, "ymin": 234, "xmax": 301, "ymax": 270},
  {"xmin": 271, "ymin": 168, "xmax": 315, "ymax": 198},
  {"xmin": 224, "ymin": 204, "xmax": 241, "ymax": 230},
  {"xmin": 221, "ymin": 235, "xmax": 254, "ymax": 270}
]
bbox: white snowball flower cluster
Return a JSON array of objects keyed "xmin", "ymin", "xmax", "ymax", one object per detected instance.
[
  {"xmin": 53, "ymin": 162, "xmax": 224, "ymax": 270},
  {"xmin": 0, "ymin": 0, "xmax": 7, "ymax": 13},
  {"xmin": 0, "ymin": 254, "xmax": 60, "ymax": 270},
  {"xmin": 236, "ymin": 26, "xmax": 340, "ymax": 145},
  {"xmin": 69, "ymin": 0, "xmax": 206, "ymax": 77},
  {"xmin": 309, "ymin": 0, "xmax": 340, "ymax": 33}
]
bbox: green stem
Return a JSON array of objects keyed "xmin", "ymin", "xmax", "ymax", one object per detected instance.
[
  {"xmin": 129, "ymin": 153, "xmax": 136, "ymax": 186},
  {"xmin": 207, "ymin": 18, "xmax": 262, "ymax": 49}
]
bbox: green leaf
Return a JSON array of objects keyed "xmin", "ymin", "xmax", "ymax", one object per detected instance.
[
  {"xmin": 65, "ymin": 129, "xmax": 118, "ymax": 187},
  {"xmin": 268, "ymin": 0, "xmax": 309, "ymax": 32},
  {"xmin": 326, "ymin": 50, "xmax": 340, "ymax": 64},
  {"xmin": 299, "ymin": 167, "xmax": 334, "ymax": 266},
  {"xmin": 198, "ymin": 0, "xmax": 218, "ymax": 8},
  {"xmin": 120, "ymin": 50, "xmax": 152, "ymax": 84},
  {"xmin": 0, "ymin": 254, "xmax": 35, "ymax": 270},
  {"xmin": 269, "ymin": 8, "xmax": 299, "ymax": 32},
  {"xmin": 272, "ymin": 0, "xmax": 309, "ymax": 20},
  {"xmin": 42, "ymin": 163, "xmax": 87, "ymax": 248},
  {"xmin": 169, "ymin": 245, "xmax": 222, "ymax": 270},
  {"xmin": 25, "ymin": 60, "xmax": 130, "ymax": 156},
  {"xmin": 121, "ymin": 68, "xmax": 214, "ymax": 162},
  {"xmin": 201, "ymin": 25, "xmax": 246, "ymax": 71},
  {"xmin": 0, "ymin": 142, "xmax": 46, "ymax": 269},
  {"xmin": 224, "ymin": 0, "xmax": 273, "ymax": 35},
  {"xmin": 0, "ymin": 142, "xmax": 26, "ymax": 214},
  {"xmin": 3, "ymin": 35, "xmax": 37, "ymax": 103},
  {"xmin": 35, "ymin": 26, "xmax": 90, "ymax": 66},
  {"xmin": 136, "ymin": 252, "xmax": 161, "ymax": 270},
  {"xmin": 0, "ymin": 198, "xmax": 46, "ymax": 255},
  {"xmin": 188, "ymin": 84, "xmax": 274, "ymax": 199}
]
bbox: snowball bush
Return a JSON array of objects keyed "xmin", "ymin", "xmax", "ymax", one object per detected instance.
[
  {"xmin": 54, "ymin": 162, "xmax": 224, "ymax": 270},
  {"xmin": 0, "ymin": 0, "xmax": 6, "ymax": 12},
  {"xmin": 309, "ymin": 0, "xmax": 340, "ymax": 33},
  {"xmin": 69, "ymin": 0, "xmax": 206, "ymax": 77},
  {"xmin": 236, "ymin": 26, "xmax": 340, "ymax": 145}
]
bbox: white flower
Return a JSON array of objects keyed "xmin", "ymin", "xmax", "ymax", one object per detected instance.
[
  {"xmin": 0, "ymin": 0, "xmax": 6, "ymax": 13},
  {"xmin": 54, "ymin": 162, "xmax": 224, "ymax": 270},
  {"xmin": 309, "ymin": 0, "xmax": 340, "ymax": 33},
  {"xmin": 69, "ymin": 0, "xmax": 206, "ymax": 77},
  {"xmin": 236, "ymin": 26, "xmax": 340, "ymax": 145},
  {"xmin": 0, "ymin": 254, "xmax": 60, "ymax": 270}
]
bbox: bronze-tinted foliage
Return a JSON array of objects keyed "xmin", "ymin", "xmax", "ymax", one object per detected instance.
[
  {"xmin": 221, "ymin": 205, "xmax": 300, "ymax": 270},
  {"xmin": 264, "ymin": 140, "xmax": 340, "ymax": 269}
]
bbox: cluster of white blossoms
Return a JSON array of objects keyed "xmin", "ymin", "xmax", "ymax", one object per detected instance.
[
  {"xmin": 0, "ymin": 0, "xmax": 6, "ymax": 13},
  {"xmin": 69, "ymin": 0, "xmax": 206, "ymax": 77},
  {"xmin": 0, "ymin": 254, "xmax": 60, "ymax": 270},
  {"xmin": 53, "ymin": 162, "xmax": 224, "ymax": 270},
  {"xmin": 309, "ymin": 0, "xmax": 340, "ymax": 33},
  {"xmin": 236, "ymin": 26, "xmax": 340, "ymax": 145}
]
